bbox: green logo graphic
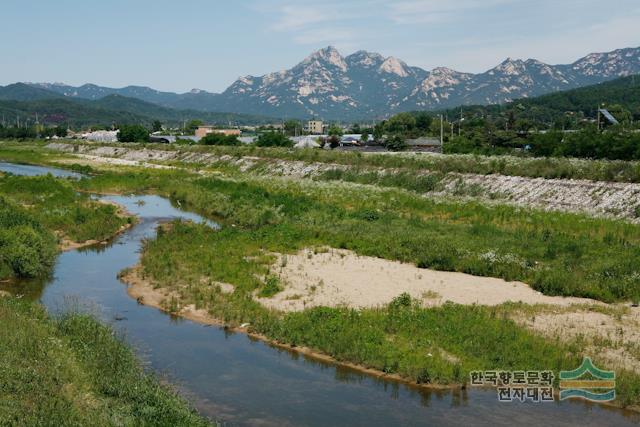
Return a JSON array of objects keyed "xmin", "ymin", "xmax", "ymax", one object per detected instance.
[{"xmin": 559, "ymin": 357, "xmax": 615, "ymax": 402}]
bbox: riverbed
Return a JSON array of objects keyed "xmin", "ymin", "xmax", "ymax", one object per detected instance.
[{"xmin": 1, "ymin": 162, "xmax": 638, "ymax": 426}]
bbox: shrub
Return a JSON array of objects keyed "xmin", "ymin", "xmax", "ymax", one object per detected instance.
[
  {"xmin": 117, "ymin": 124, "xmax": 149, "ymax": 143},
  {"xmin": 255, "ymin": 132, "xmax": 293, "ymax": 147},
  {"xmin": 0, "ymin": 198, "xmax": 56, "ymax": 279},
  {"xmin": 200, "ymin": 133, "xmax": 240, "ymax": 146},
  {"xmin": 384, "ymin": 134, "xmax": 407, "ymax": 151}
]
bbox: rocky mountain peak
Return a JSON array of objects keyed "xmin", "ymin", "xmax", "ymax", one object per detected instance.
[
  {"xmin": 492, "ymin": 57, "xmax": 527, "ymax": 75},
  {"xmin": 302, "ymin": 46, "xmax": 348, "ymax": 72},
  {"xmin": 378, "ymin": 56, "xmax": 409, "ymax": 77},
  {"xmin": 346, "ymin": 50, "xmax": 384, "ymax": 67}
]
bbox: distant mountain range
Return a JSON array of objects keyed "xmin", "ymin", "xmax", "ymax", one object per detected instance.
[
  {"xmin": 20, "ymin": 45, "xmax": 640, "ymax": 121},
  {"xmin": 0, "ymin": 83, "xmax": 273, "ymax": 127}
]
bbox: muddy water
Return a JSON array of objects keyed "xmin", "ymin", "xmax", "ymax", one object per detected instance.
[{"xmin": 1, "ymin": 163, "xmax": 639, "ymax": 426}]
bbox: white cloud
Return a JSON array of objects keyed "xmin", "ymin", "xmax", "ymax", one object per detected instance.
[
  {"xmin": 266, "ymin": 0, "xmax": 369, "ymax": 47},
  {"xmin": 271, "ymin": 5, "xmax": 332, "ymax": 32},
  {"xmin": 388, "ymin": 0, "xmax": 526, "ymax": 24}
]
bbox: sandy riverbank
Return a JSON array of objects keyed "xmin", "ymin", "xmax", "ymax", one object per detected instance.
[{"xmin": 257, "ymin": 248, "xmax": 600, "ymax": 311}]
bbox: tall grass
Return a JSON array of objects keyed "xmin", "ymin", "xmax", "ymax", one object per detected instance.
[
  {"xmin": 0, "ymin": 297, "xmax": 211, "ymax": 426},
  {"xmin": 0, "ymin": 174, "xmax": 129, "ymax": 245}
]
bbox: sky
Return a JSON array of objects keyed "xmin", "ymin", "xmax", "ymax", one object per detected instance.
[{"xmin": 1, "ymin": 0, "xmax": 639, "ymax": 93}]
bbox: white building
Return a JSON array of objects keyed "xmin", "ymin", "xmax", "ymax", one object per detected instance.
[{"xmin": 305, "ymin": 120, "xmax": 324, "ymax": 135}]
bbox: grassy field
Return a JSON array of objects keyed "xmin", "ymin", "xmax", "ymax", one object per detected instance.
[{"xmin": 2, "ymin": 142, "xmax": 640, "ymax": 410}]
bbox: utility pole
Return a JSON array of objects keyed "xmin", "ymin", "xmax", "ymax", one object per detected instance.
[
  {"xmin": 597, "ymin": 105, "xmax": 600, "ymax": 131},
  {"xmin": 459, "ymin": 108, "xmax": 462, "ymax": 136},
  {"xmin": 439, "ymin": 114, "xmax": 443, "ymax": 146}
]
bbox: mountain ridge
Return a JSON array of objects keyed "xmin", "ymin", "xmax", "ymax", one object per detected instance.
[
  {"xmin": 23, "ymin": 45, "xmax": 640, "ymax": 120},
  {"xmin": 0, "ymin": 84, "xmax": 275, "ymax": 127}
]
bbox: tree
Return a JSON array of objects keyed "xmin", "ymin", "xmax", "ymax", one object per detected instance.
[
  {"xmin": 373, "ymin": 122, "xmax": 385, "ymax": 141},
  {"xmin": 185, "ymin": 119, "xmax": 203, "ymax": 135},
  {"xmin": 414, "ymin": 112, "xmax": 432, "ymax": 133},
  {"xmin": 284, "ymin": 120, "xmax": 302, "ymax": 136},
  {"xmin": 327, "ymin": 124, "xmax": 343, "ymax": 138},
  {"xmin": 360, "ymin": 129, "xmax": 370, "ymax": 144},
  {"xmin": 117, "ymin": 124, "xmax": 149, "ymax": 143},
  {"xmin": 151, "ymin": 120, "xmax": 163, "ymax": 133},
  {"xmin": 200, "ymin": 133, "xmax": 240, "ymax": 146},
  {"xmin": 54, "ymin": 126, "xmax": 67, "ymax": 138},
  {"xmin": 607, "ymin": 104, "xmax": 633, "ymax": 126},
  {"xmin": 255, "ymin": 132, "xmax": 293, "ymax": 147},
  {"xmin": 514, "ymin": 118, "xmax": 534, "ymax": 133},
  {"xmin": 384, "ymin": 134, "xmax": 407, "ymax": 151},
  {"xmin": 385, "ymin": 112, "xmax": 416, "ymax": 134}
]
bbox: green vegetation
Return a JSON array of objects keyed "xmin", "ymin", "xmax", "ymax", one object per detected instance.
[
  {"xmin": 3, "ymin": 144, "xmax": 640, "ymax": 410},
  {"xmin": 375, "ymin": 111, "xmax": 432, "ymax": 139},
  {"xmin": 384, "ymin": 134, "xmax": 407, "ymax": 151},
  {"xmin": 316, "ymin": 168, "xmax": 443, "ymax": 193},
  {"xmin": 117, "ymin": 124, "xmax": 150, "ymax": 143},
  {"xmin": 86, "ymin": 169, "xmax": 637, "ymax": 405},
  {"xmin": 75, "ymin": 167, "xmax": 640, "ymax": 303},
  {"xmin": 437, "ymin": 74, "xmax": 640, "ymax": 131},
  {"xmin": 0, "ymin": 173, "xmax": 128, "ymax": 246},
  {"xmin": 0, "ymin": 297, "xmax": 210, "ymax": 425},
  {"xmin": 0, "ymin": 197, "xmax": 56, "ymax": 279},
  {"xmin": 267, "ymin": 299, "xmax": 582, "ymax": 386},
  {"xmin": 200, "ymin": 133, "xmax": 240, "ymax": 146},
  {"xmin": 255, "ymin": 132, "xmax": 293, "ymax": 147},
  {"xmin": 283, "ymin": 119, "xmax": 303, "ymax": 136},
  {"xmin": 445, "ymin": 128, "xmax": 640, "ymax": 160}
]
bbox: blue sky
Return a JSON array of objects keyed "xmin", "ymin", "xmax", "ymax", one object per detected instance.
[{"xmin": 2, "ymin": 0, "xmax": 639, "ymax": 93}]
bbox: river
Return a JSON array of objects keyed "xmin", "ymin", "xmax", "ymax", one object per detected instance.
[{"xmin": 1, "ymin": 162, "xmax": 638, "ymax": 426}]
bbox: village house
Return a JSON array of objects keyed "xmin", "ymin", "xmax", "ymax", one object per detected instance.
[
  {"xmin": 305, "ymin": 120, "xmax": 324, "ymax": 135},
  {"xmin": 195, "ymin": 126, "xmax": 242, "ymax": 139}
]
